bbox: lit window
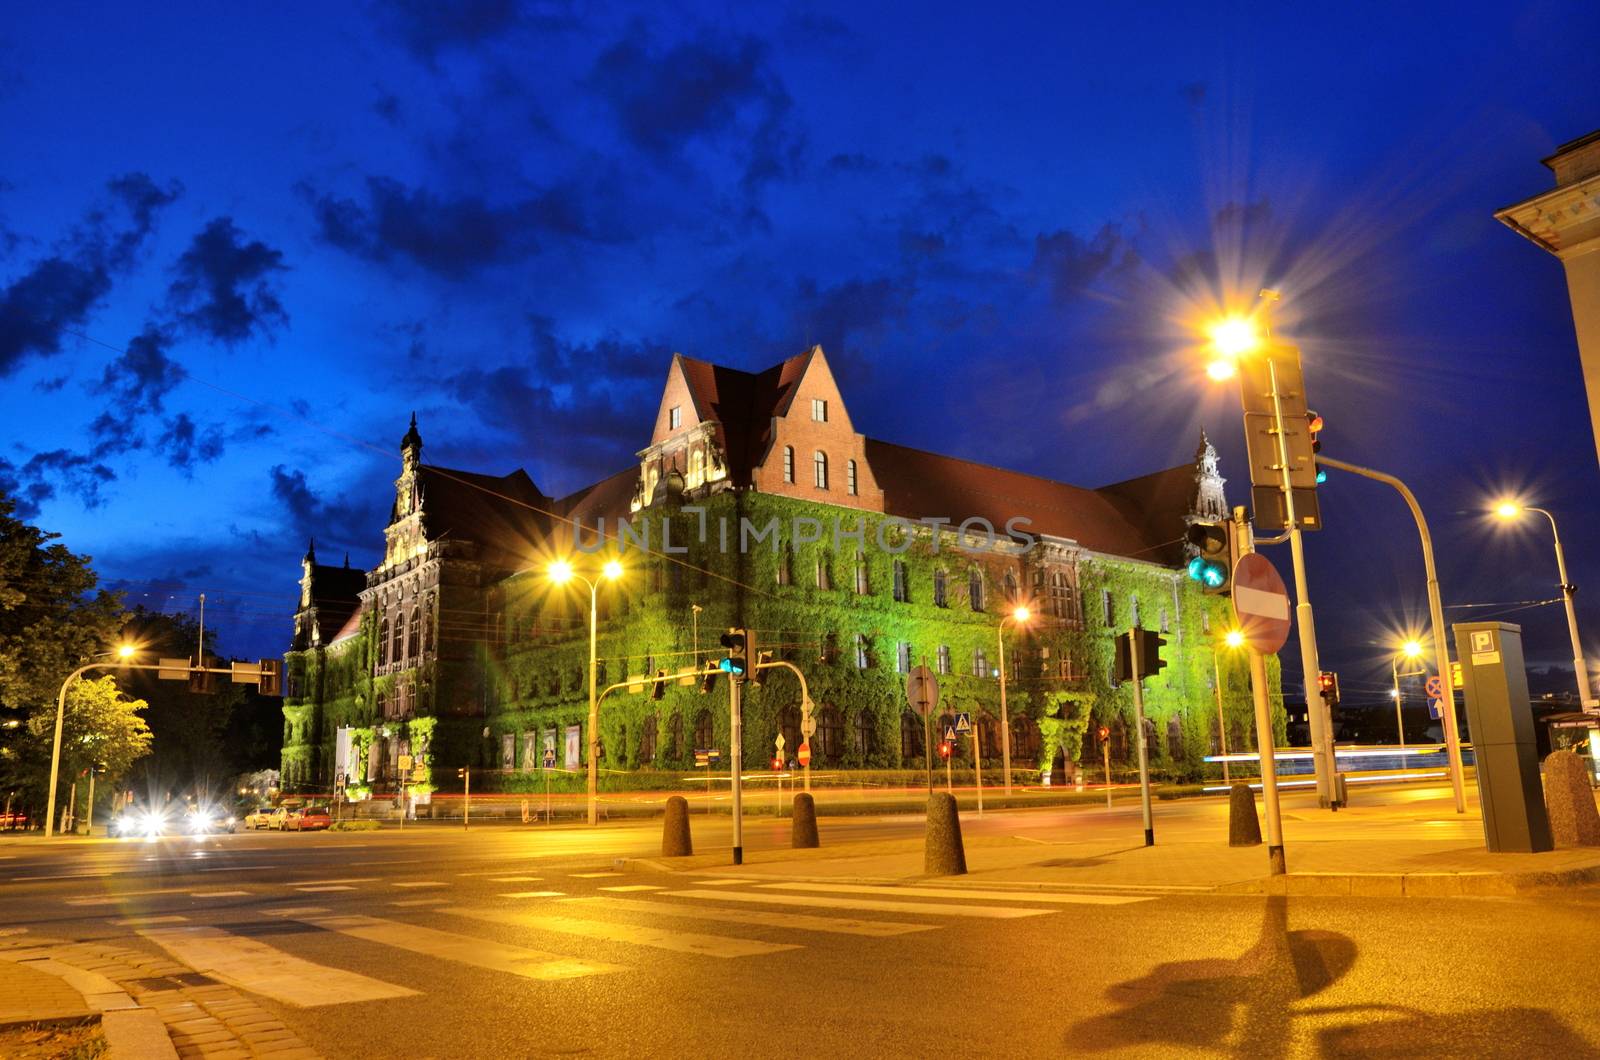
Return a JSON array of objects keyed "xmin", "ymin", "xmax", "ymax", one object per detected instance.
[
  {"xmin": 669, "ymin": 405, "xmax": 682, "ymax": 430},
  {"xmin": 813, "ymin": 451, "xmax": 828, "ymax": 489},
  {"xmin": 934, "ymin": 569, "xmax": 948, "ymax": 607},
  {"xmin": 893, "ymin": 561, "xmax": 908, "ymax": 603},
  {"xmin": 855, "ymin": 634, "xmax": 869, "ymax": 669},
  {"xmin": 812, "ymin": 398, "xmax": 827, "ymax": 422},
  {"xmin": 847, "ymin": 459, "xmax": 858, "ymax": 496},
  {"xmin": 937, "ymin": 645, "xmax": 950, "ymax": 674},
  {"xmin": 896, "ymin": 641, "xmax": 911, "ymax": 673},
  {"xmin": 782, "ymin": 446, "xmax": 794, "ymax": 483},
  {"xmin": 973, "ymin": 648, "xmax": 988, "ymax": 678}
]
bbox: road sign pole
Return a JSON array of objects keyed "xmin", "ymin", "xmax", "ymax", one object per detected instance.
[
  {"xmin": 463, "ymin": 766, "xmax": 470, "ymax": 831},
  {"xmin": 973, "ymin": 720, "xmax": 983, "ymax": 817},
  {"xmin": 1236, "ymin": 508, "xmax": 1286, "ymax": 874},
  {"xmin": 1103, "ymin": 741, "xmax": 1112, "ymax": 810},
  {"xmin": 730, "ymin": 675, "xmax": 744, "ymax": 865},
  {"xmin": 1129, "ymin": 629, "xmax": 1154, "ymax": 846}
]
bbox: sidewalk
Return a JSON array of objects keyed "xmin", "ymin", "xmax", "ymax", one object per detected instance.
[{"xmin": 638, "ymin": 786, "xmax": 1600, "ymax": 897}]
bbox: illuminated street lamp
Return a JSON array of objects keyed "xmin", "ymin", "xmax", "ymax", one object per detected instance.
[
  {"xmin": 46, "ymin": 643, "xmax": 137, "ymax": 838},
  {"xmin": 995, "ymin": 605, "xmax": 1031, "ymax": 795},
  {"xmin": 1212, "ymin": 629, "xmax": 1246, "ymax": 784},
  {"xmin": 546, "ymin": 558, "xmax": 624, "ymax": 825},
  {"xmin": 1391, "ymin": 639, "xmax": 1425, "ymax": 756},
  {"xmin": 1494, "ymin": 500, "xmax": 1594, "ymax": 708}
]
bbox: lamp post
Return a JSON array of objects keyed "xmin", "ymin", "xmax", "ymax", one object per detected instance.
[
  {"xmin": 995, "ymin": 606, "xmax": 1031, "ymax": 795},
  {"xmin": 1494, "ymin": 502, "xmax": 1595, "ymax": 708},
  {"xmin": 1213, "ymin": 630, "xmax": 1244, "ymax": 784},
  {"xmin": 1391, "ymin": 639, "xmax": 1424, "ymax": 757},
  {"xmin": 546, "ymin": 558, "xmax": 623, "ymax": 826},
  {"xmin": 47, "ymin": 644, "xmax": 135, "ymax": 838}
]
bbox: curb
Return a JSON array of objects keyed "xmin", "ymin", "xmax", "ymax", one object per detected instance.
[
  {"xmin": 1217, "ymin": 862, "xmax": 1600, "ymax": 897},
  {"xmin": 1, "ymin": 955, "xmax": 177, "ymax": 1059}
]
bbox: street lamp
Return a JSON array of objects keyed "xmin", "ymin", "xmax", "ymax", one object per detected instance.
[
  {"xmin": 46, "ymin": 643, "xmax": 137, "ymax": 838},
  {"xmin": 1391, "ymin": 639, "xmax": 1425, "ymax": 756},
  {"xmin": 546, "ymin": 558, "xmax": 623, "ymax": 825},
  {"xmin": 995, "ymin": 605, "xmax": 1031, "ymax": 795},
  {"xmin": 1493, "ymin": 500, "xmax": 1595, "ymax": 708},
  {"xmin": 1212, "ymin": 629, "xmax": 1246, "ymax": 784}
]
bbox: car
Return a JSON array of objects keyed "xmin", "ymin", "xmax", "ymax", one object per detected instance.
[
  {"xmin": 109, "ymin": 804, "xmax": 175, "ymax": 839},
  {"xmin": 284, "ymin": 806, "xmax": 331, "ymax": 832},
  {"xmin": 183, "ymin": 804, "xmax": 238, "ymax": 835},
  {"xmin": 243, "ymin": 806, "xmax": 278, "ymax": 830}
]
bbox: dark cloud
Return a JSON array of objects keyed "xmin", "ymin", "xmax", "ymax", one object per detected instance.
[
  {"xmin": 588, "ymin": 28, "xmax": 801, "ymax": 189},
  {"xmin": 157, "ymin": 413, "xmax": 225, "ymax": 475},
  {"xmin": 1030, "ymin": 224, "xmax": 1135, "ymax": 303},
  {"xmin": 0, "ymin": 449, "xmax": 116, "ymax": 518},
  {"xmin": 1181, "ymin": 81, "xmax": 1208, "ymax": 105},
  {"xmin": 826, "ymin": 152, "xmax": 879, "ymax": 173},
  {"xmin": 373, "ymin": 0, "xmax": 572, "ymax": 64},
  {"xmin": 372, "ymin": 88, "xmax": 402, "ymax": 124},
  {"xmin": 303, "ymin": 175, "xmax": 620, "ymax": 279},
  {"xmin": 791, "ymin": 276, "xmax": 912, "ymax": 382},
  {"xmin": 0, "ymin": 172, "xmax": 181, "ymax": 375},
  {"xmin": 269, "ymin": 464, "xmax": 382, "ymax": 553},
  {"xmin": 167, "ymin": 217, "xmax": 288, "ymax": 344},
  {"xmin": 97, "ymin": 325, "xmax": 185, "ymax": 414},
  {"xmin": 899, "ymin": 231, "xmax": 947, "ymax": 258},
  {"xmin": 87, "ymin": 410, "xmax": 143, "ymax": 460}
]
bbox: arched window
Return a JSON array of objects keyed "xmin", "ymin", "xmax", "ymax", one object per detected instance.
[
  {"xmin": 933, "ymin": 569, "xmax": 948, "ymax": 608},
  {"xmin": 693, "ymin": 709, "xmax": 713, "ymax": 750},
  {"xmin": 813, "ymin": 450, "xmax": 828, "ymax": 489},
  {"xmin": 668, "ymin": 712, "xmax": 683, "ymax": 761},
  {"xmin": 900, "ymin": 711, "xmax": 924, "ymax": 761},
  {"xmin": 846, "ymin": 459, "xmax": 858, "ymax": 496},
  {"xmin": 421, "ymin": 595, "xmax": 434, "ymax": 653},
  {"xmin": 640, "ymin": 715, "xmax": 658, "ymax": 764},
  {"xmin": 854, "ymin": 710, "xmax": 876, "ymax": 757},
  {"xmin": 893, "ymin": 561, "xmax": 908, "ymax": 602},
  {"xmin": 855, "ymin": 552, "xmax": 869, "ymax": 595},
  {"xmin": 407, "ymin": 606, "xmax": 420, "ymax": 658},
  {"xmin": 817, "ymin": 705, "xmax": 843, "ymax": 762},
  {"xmin": 376, "ymin": 690, "xmax": 388, "ymax": 719},
  {"xmin": 815, "ymin": 554, "xmax": 831, "ymax": 591},
  {"xmin": 688, "ymin": 448, "xmax": 705, "ymax": 488},
  {"xmin": 1166, "ymin": 716, "xmax": 1184, "ymax": 760},
  {"xmin": 978, "ymin": 712, "xmax": 1000, "ymax": 757},
  {"xmin": 969, "ymin": 569, "xmax": 985, "ymax": 612},
  {"xmin": 392, "ymin": 611, "xmax": 406, "ymax": 663},
  {"xmin": 378, "ymin": 616, "xmax": 390, "ymax": 667},
  {"xmin": 782, "ymin": 446, "xmax": 794, "ymax": 484},
  {"xmin": 1011, "ymin": 714, "xmax": 1041, "ymax": 762}
]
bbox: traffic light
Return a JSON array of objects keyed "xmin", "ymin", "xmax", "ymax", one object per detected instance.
[
  {"xmin": 748, "ymin": 650, "xmax": 771, "ymax": 688},
  {"xmin": 1307, "ymin": 410, "xmax": 1326, "ymax": 484},
  {"xmin": 719, "ymin": 628, "xmax": 750, "ymax": 678},
  {"xmin": 651, "ymin": 668, "xmax": 668, "ymax": 701},
  {"xmin": 258, "ymin": 659, "xmax": 282, "ymax": 697},
  {"xmin": 1114, "ymin": 629, "xmax": 1168, "ymax": 683},
  {"xmin": 700, "ymin": 666, "xmax": 718, "ymax": 694},
  {"xmin": 1185, "ymin": 521, "xmax": 1232, "ymax": 594},
  {"xmin": 1097, "ymin": 725, "xmax": 1110, "ymax": 743},
  {"xmin": 937, "ymin": 739, "xmax": 952, "ymax": 760},
  {"xmin": 1317, "ymin": 670, "xmax": 1340, "ymax": 709}
]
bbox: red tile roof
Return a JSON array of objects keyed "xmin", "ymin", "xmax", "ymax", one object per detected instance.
[{"xmin": 674, "ymin": 349, "xmax": 812, "ymax": 481}]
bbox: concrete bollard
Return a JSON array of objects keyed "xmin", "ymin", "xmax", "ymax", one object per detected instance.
[
  {"xmin": 924, "ymin": 792, "xmax": 967, "ymax": 875},
  {"xmin": 661, "ymin": 795, "xmax": 693, "ymax": 857},
  {"xmin": 1544, "ymin": 750, "xmax": 1600, "ymax": 847},
  {"xmin": 1228, "ymin": 783, "xmax": 1262, "ymax": 847},
  {"xmin": 791, "ymin": 792, "xmax": 820, "ymax": 848}
]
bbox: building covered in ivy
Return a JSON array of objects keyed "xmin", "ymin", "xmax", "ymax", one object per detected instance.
[{"xmin": 281, "ymin": 345, "xmax": 1277, "ymax": 799}]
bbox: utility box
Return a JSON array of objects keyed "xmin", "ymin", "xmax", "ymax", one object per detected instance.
[{"xmin": 1453, "ymin": 622, "xmax": 1553, "ymax": 853}]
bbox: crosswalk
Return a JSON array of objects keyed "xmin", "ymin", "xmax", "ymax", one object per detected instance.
[{"xmin": 100, "ymin": 874, "xmax": 1157, "ymax": 1009}]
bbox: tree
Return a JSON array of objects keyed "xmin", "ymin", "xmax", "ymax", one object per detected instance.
[{"xmin": 41, "ymin": 675, "xmax": 153, "ymax": 787}]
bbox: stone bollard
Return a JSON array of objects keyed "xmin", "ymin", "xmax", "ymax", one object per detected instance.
[
  {"xmin": 1228, "ymin": 783, "xmax": 1262, "ymax": 847},
  {"xmin": 924, "ymin": 792, "xmax": 967, "ymax": 875},
  {"xmin": 791, "ymin": 792, "xmax": 820, "ymax": 848},
  {"xmin": 661, "ymin": 795, "xmax": 693, "ymax": 857},
  {"xmin": 1544, "ymin": 750, "xmax": 1600, "ymax": 847}
]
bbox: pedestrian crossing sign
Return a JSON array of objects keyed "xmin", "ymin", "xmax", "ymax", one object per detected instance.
[
  {"xmin": 944, "ymin": 725, "xmax": 957, "ymax": 742},
  {"xmin": 954, "ymin": 712, "xmax": 972, "ymax": 736}
]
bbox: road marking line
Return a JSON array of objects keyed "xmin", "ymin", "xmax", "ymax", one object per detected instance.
[
  {"xmin": 390, "ymin": 898, "xmax": 450, "ymax": 907},
  {"xmin": 112, "ymin": 915, "xmax": 189, "ymax": 926},
  {"xmin": 279, "ymin": 912, "xmax": 624, "ymax": 982},
  {"xmin": 756, "ymin": 882, "xmax": 1151, "ymax": 906},
  {"xmin": 290, "ymin": 877, "xmax": 378, "ymax": 886},
  {"xmin": 260, "ymin": 906, "xmax": 330, "ymax": 917},
  {"xmin": 486, "ymin": 875, "xmax": 542, "ymax": 882},
  {"xmin": 597, "ymin": 885, "xmax": 661, "ymax": 893},
  {"xmin": 14, "ymin": 872, "xmax": 113, "ymax": 881},
  {"xmin": 294, "ymin": 885, "xmax": 355, "ymax": 893},
  {"xmin": 560, "ymin": 897, "xmax": 936, "ymax": 938},
  {"xmin": 139, "ymin": 926, "xmax": 416, "ymax": 1006},
  {"xmin": 440, "ymin": 906, "xmax": 798, "ymax": 959},
  {"xmin": 568, "ymin": 872, "xmax": 624, "ymax": 879},
  {"xmin": 499, "ymin": 891, "xmax": 566, "ymax": 899},
  {"xmin": 691, "ymin": 878, "xmax": 752, "ymax": 886},
  {"xmin": 390, "ymin": 881, "xmax": 447, "ymax": 889},
  {"xmin": 665, "ymin": 889, "xmax": 1051, "ymax": 919},
  {"xmin": 189, "ymin": 890, "xmax": 250, "ymax": 898}
]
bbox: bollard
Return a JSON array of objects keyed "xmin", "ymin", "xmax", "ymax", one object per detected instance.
[
  {"xmin": 791, "ymin": 792, "xmax": 820, "ymax": 848},
  {"xmin": 1228, "ymin": 783, "xmax": 1262, "ymax": 847},
  {"xmin": 661, "ymin": 795, "xmax": 693, "ymax": 857},
  {"xmin": 1544, "ymin": 750, "xmax": 1600, "ymax": 847},
  {"xmin": 924, "ymin": 792, "xmax": 967, "ymax": 875}
]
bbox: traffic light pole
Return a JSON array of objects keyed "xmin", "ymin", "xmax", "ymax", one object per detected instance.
[
  {"xmin": 729, "ymin": 674, "xmax": 744, "ymax": 865},
  {"xmin": 1129, "ymin": 629, "xmax": 1154, "ymax": 847},
  {"xmin": 1237, "ymin": 508, "xmax": 1287, "ymax": 875}
]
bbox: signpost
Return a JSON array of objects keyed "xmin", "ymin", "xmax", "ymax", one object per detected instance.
[
  {"xmin": 907, "ymin": 663, "xmax": 941, "ymax": 794},
  {"xmin": 542, "ymin": 746, "xmax": 555, "ymax": 822},
  {"xmin": 942, "ymin": 724, "xmax": 956, "ymax": 791},
  {"xmin": 1232, "ymin": 554, "xmax": 1292, "ymax": 655},
  {"xmin": 1099, "ymin": 725, "xmax": 1112, "ymax": 810},
  {"xmin": 1231, "ymin": 511, "xmax": 1288, "ymax": 874},
  {"xmin": 953, "ymin": 712, "xmax": 981, "ymax": 815}
]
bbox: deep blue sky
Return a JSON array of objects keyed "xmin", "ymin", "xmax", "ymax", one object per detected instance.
[{"xmin": 3, "ymin": 2, "xmax": 1598, "ymax": 706}]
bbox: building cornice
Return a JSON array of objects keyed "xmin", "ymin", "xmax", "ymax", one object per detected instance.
[{"xmin": 1494, "ymin": 173, "xmax": 1600, "ymax": 258}]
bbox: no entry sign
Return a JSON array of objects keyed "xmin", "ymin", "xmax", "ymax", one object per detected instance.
[{"xmin": 1232, "ymin": 553, "xmax": 1292, "ymax": 655}]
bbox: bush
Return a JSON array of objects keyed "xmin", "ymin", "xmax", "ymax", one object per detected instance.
[{"xmin": 329, "ymin": 820, "xmax": 381, "ymax": 831}]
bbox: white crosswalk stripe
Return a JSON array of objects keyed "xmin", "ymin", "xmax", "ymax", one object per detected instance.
[
  {"xmin": 559, "ymin": 896, "xmax": 935, "ymax": 938},
  {"xmin": 138, "ymin": 925, "xmax": 416, "ymax": 1006},
  {"xmin": 663, "ymin": 888, "xmax": 1051, "ymax": 918},
  {"xmin": 440, "ymin": 905, "xmax": 800, "ymax": 958},
  {"xmin": 756, "ymin": 882, "xmax": 1154, "ymax": 906}
]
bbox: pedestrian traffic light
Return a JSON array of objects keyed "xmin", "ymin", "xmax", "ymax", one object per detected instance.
[
  {"xmin": 1097, "ymin": 725, "xmax": 1110, "ymax": 742},
  {"xmin": 719, "ymin": 628, "xmax": 750, "ymax": 677},
  {"xmin": 1307, "ymin": 410, "xmax": 1326, "ymax": 484},
  {"xmin": 1317, "ymin": 670, "xmax": 1340, "ymax": 709},
  {"xmin": 938, "ymin": 739, "xmax": 952, "ymax": 760},
  {"xmin": 651, "ymin": 668, "xmax": 668, "ymax": 700},
  {"xmin": 1184, "ymin": 520, "xmax": 1232, "ymax": 594}
]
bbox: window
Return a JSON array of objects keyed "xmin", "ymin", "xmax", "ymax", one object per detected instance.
[
  {"xmin": 817, "ymin": 705, "xmax": 843, "ymax": 761},
  {"xmin": 407, "ymin": 606, "xmax": 420, "ymax": 658},
  {"xmin": 1003, "ymin": 571, "xmax": 1018, "ymax": 603},
  {"xmin": 816, "ymin": 554, "xmax": 832, "ymax": 591},
  {"xmin": 1102, "ymin": 590, "xmax": 1113, "ymax": 626},
  {"xmin": 669, "ymin": 405, "xmax": 682, "ymax": 430},
  {"xmin": 1108, "ymin": 660, "xmax": 1119, "ymax": 688},
  {"xmin": 813, "ymin": 450, "xmax": 828, "ymax": 489},
  {"xmin": 901, "ymin": 711, "xmax": 924, "ymax": 760},
  {"xmin": 812, "ymin": 398, "xmax": 828, "ymax": 422},
  {"xmin": 421, "ymin": 595, "xmax": 434, "ymax": 653},
  {"xmin": 1160, "ymin": 607, "xmax": 1170, "ymax": 634},
  {"xmin": 937, "ymin": 644, "xmax": 951, "ymax": 675},
  {"xmin": 640, "ymin": 715, "xmax": 658, "ymax": 764},
  {"xmin": 934, "ymin": 569, "xmax": 948, "ymax": 608},
  {"xmin": 968, "ymin": 569, "xmax": 985, "ymax": 612},
  {"xmin": 596, "ymin": 660, "xmax": 607, "ymax": 687},
  {"xmin": 668, "ymin": 713, "xmax": 683, "ymax": 761},
  {"xmin": 973, "ymin": 647, "xmax": 989, "ymax": 679},
  {"xmin": 687, "ymin": 447, "xmax": 704, "ymax": 486},
  {"xmin": 854, "ymin": 711, "xmax": 876, "ymax": 757},
  {"xmin": 893, "ymin": 561, "xmax": 908, "ymax": 603},
  {"xmin": 782, "ymin": 446, "xmax": 794, "ymax": 483},
  {"xmin": 693, "ymin": 709, "xmax": 713, "ymax": 750},
  {"xmin": 896, "ymin": 641, "xmax": 911, "ymax": 674},
  {"xmin": 378, "ymin": 616, "xmax": 390, "ymax": 667},
  {"xmin": 777, "ymin": 546, "xmax": 792, "ymax": 586},
  {"xmin": 821, "ymin": 632, "xmax": 839, "ymax": 665},
  {"xmin": 855, "ymin": 552, "xmax": 869, "ymax": 594},
  {"xmin": 1011, "ymin": 715, "xmax": 1041, "ymax": 761},
  {"xmin": 521, "ymin": 732, "xmax": 536, "ymax": 773},
  {"xmin": 501, "ymin": 733, "xmax": 515, "ymax": 768},
  {"xmin": 1201, "ymin": 610, "xmax": 1210, "ymax": 634},
  {"xmin": 1130, "ymin": 596, "xmax": 1140, "ymax": 628},
  {"xmin": 393, "ymin": 612, "xmax": 406, "ymax": 663},
  {"xmin": 847, "ymin": 459, "xmax": 858, "ymax": 496},
  {"xmin": 855, "ymin": 633, "xmax": 869, "ymax": 669},
  {"xmin": 1049, "ymin": 572, "xmax": 1070, "ymax": 619}
]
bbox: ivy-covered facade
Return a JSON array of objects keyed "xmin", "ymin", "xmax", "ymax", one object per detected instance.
[{"xmin": 281, "ymin": 347, "xmax": 1280, "ymax": 799}]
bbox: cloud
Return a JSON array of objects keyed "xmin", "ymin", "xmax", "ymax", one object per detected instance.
[
  {"xmin": 269, "ymin": 464, "xmax": 383, "ymax": 553},
  {"xmin": 1180, "ymin": 81, "xmax": 1207, "ymax": 105},
  {"xmin": 0, "ymin": 173, "xmax": 181, "ymax": 376},
  {"xmin": 157, "ymin": 413, "xmax": 225, "ymax": 475},
  {"xmin": 0, "ymin": 449, "xmax": 116, "ymax": 518},
  {"xmin": 826, "ymin": 152, "xmax": 879, "ymax": 173},
  {"xmin": 790, "ymin": 276, "xmax": 912, "ymax": 382},
  {"xmin": 303, "ymin": 175, "xmax": 620, "ymax": 279},
  {"xmin": 588, "ymin": 28, "xmax": 800, "ymax": 189},
  {"xmin": 97, "ymin": 325, "xmax": 185, "ymax": 414},
  {"xmin": 167, "ymin": 217, "xmax": 288, "ymax": 344},
  {"xmin": 372, "ymin": 0, "xmax": 571, "ymax": 64},
  {"xmin": 1030, "ymin": 223, "xmax": 1135, "ymax": 304}
]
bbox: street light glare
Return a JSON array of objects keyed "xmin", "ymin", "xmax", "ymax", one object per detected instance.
[
  {"xmin": 602, "ymin": 559, "xmax": 624, "ymax": 581},
  {"xmin": 1012, "ymin": 606, "xmax": 1030, "ymax": 622},
  {"xmin": 1207, "ymin": 316, "xmax": 1261, "ymax": 359},
  {"xmin": 116, "ymin": 644, "xmax": 135, "ymax": 659},
  {"xmin": 1402, "ymin": 640, "xmax": 1423, "ymax": 659},
  {"xmin": 1494, "ymin": 501, "xmax": 1522, "ymax": 519},
  {"xmin": 547, "ymin": 559, "xmax": 573, "ymax": 584},
  {"xmin": 1224, "ymin": 629, "xmax": 1245, "ymax": 649},
  {"xmin": 1205, "ymin": 358, "xmax": 1237, "ymax": 381}
]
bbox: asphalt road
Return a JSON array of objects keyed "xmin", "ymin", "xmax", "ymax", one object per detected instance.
[{"xmin": 5, "ymin": 816, "xmax": 1600, "ymax": 1059}]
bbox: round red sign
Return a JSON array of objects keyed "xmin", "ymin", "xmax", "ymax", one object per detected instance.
[{"xmin": 1231, "ymin": 553, "xmax": 1292, "ymax": 655}]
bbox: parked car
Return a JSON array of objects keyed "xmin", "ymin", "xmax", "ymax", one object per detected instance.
[
  {"xmin": 184, "ymin": 803, "xmax": 238, "ymax": 835},
  {"xmin": 284, "ymin": 806, "xmax": 331, "ymax": 832},
  {"xmin": 243, "ymin": 806, "xmax": 278, "ymax": 830}
]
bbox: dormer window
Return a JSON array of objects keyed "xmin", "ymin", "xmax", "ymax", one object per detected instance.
[
  {"xmin": 812, "ymin": 398, "xmax": 827, "ymax": 422},
  {"xmin": 669, "ymin": 406, "xmax": 682, "ymax": 430}
]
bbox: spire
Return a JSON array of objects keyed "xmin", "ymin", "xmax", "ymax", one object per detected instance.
[
  {"xmin": 401, "ymin": 412, "xmax": 423, "ymax": 459},
  {"xmin": 305, "ymin": 537, "xmax": 317, "ymax": 564}
]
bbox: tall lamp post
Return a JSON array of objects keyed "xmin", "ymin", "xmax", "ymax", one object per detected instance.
[
  {"xmin": 995, "ymin": 605, "xmax": 1031, "ymax": 795},
  {"xmin": 546, "ymin": 558, "xmax": 623, "ymax": 826},
  {"xmin": 1391, "ymin": 639, "xmax": 1424, "ymax": 757},
  {"xmin": 1494, "ymin": 501, "xmax": 1595, "ymax": 708},
  {"xmin": 47, "ymin": 644, "xmax": 135, "ymax": 838},
  {"xmin": 1212, "ymin": 629, "xmax": 1245, "ymax": 784}
]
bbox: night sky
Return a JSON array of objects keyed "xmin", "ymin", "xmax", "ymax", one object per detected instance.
[{"xmin": 3, "ymin": 2, "xmax": 1599, "ymax": 708}]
